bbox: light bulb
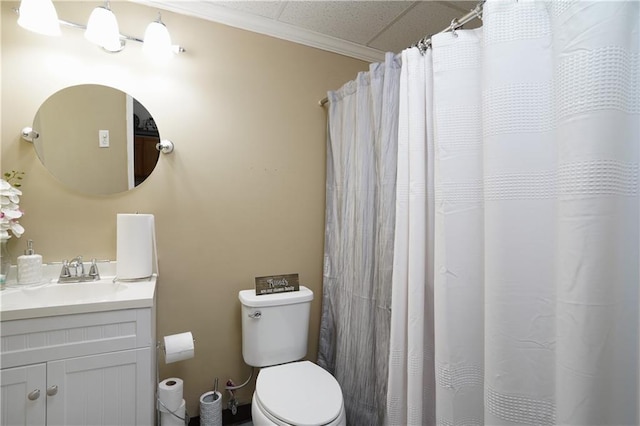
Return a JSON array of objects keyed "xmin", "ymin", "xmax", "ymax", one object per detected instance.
[
  {"xmin": 84, "ymin": 5, "xmax": 122, "ymax": 52},
  {"xmin": 17, "ymin": 0, "xmax": 61, "ymax": 37}
]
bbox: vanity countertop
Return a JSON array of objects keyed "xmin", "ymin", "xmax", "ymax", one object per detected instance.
[{"xmin": 0, "ymin": 262, "xmax": 156, "ymax": 321}]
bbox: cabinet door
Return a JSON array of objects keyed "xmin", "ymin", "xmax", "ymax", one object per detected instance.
[
  {"xmin": 134, "ymin": 135, "xmax": 160, "ymax": 185},
  {"xmin": 0, "ymin": 364, "xmax": 46, "ymax": 426},
  {"xmin": 46, "ymin": 348, "xmax": 152, "ymax": 426}
]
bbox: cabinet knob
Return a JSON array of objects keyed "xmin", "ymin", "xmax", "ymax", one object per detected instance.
[
  {"xmin": 27, "ymin": 389, "xmax": 40, "ymax": 401},
  {"xmin": 46, "ymin": 385, "xmax": 58, "ymax": 396}
]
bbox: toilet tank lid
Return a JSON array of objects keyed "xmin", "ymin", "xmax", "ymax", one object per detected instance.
[{"xmin": 239, "ymin": 286, "xmax": 313, "ymax": 307}]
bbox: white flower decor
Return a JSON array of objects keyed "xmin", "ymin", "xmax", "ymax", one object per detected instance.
[{"xmin": 0, "ymin": 171, "xmax": 25, "ymax": 240}]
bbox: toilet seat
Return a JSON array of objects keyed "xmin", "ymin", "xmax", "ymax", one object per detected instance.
[{"xmin": 255, "ymin": 361, "xmax": 343, "ymax": 426}]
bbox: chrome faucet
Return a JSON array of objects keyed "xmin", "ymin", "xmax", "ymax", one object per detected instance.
[
  {"xmin": 68, "ymin": 256, "xmax": 85, "ymax": 277},
  {"xmin": 58, "ymin": 257, "xmax": 100, "ymax": 283}
]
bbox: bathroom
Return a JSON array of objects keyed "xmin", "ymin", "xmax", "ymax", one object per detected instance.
[
  {"xmin": 2, "ymin": 1, "xmax": 639, "ymax": 426},
  {"xmin": 1, "ymin": 0, "xmax": 368, "ymax": 422}
]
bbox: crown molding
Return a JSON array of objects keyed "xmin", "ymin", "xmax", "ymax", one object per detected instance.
[{"xmin": 130, "ymin": 0, "xmax": 385, "ymax": 63}]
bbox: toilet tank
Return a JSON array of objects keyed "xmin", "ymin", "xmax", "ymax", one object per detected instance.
[{"xmin": 239, "ymin": 286, "xmax": 313, "ymax": 367}]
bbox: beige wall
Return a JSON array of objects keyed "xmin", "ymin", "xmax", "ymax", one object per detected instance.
[{"xmin": 1, "ymin": 1, "xmax": 367, "ymax": 416}]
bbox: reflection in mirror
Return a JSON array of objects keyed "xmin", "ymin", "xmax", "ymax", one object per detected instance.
[{"xmin": 32, "ymin": 84, "xmax": 160, "ymax": 195}]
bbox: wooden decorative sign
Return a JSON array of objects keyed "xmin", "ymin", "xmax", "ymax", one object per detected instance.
[{"xmin": 255, "ymin": 273, "xmax": 300, "ymax": 295}]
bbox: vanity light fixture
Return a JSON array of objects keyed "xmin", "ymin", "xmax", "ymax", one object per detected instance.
[
  {"xmin": 84, "ymin": 1, "xmax": 123, "ymax": 52},
  {"xmin": 17, "ymin": 0, "xmax": 61, "ymax": 37},
  {"xmin": 15, "ymin": 0, "xmax": 185, "ymax": 59},
  {"xmin": 143, "ymin": 13, "xmax": 173, "ymax": 61}
]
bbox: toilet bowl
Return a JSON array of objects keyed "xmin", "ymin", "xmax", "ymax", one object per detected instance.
[
  {"xmin": 238, "ymin": 287, "xmax": 346, "ymax": 426},
  {"xmin": 251, "ymin": 361, "xmax": 346, "ymax": 426}
]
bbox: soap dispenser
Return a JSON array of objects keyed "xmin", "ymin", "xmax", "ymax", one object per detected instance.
[{"xmin": 17, "ymin": 239, "xmax": 43, "ymax": 285}]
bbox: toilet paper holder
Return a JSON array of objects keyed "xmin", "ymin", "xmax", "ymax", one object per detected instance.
[
  {"xmin": 156, "ymin": 332, "xmax": 195, "ymax": 425},
  {"xmin": 156, "ymin": 338, "xmax": 196, "ymax": 363},
  {"xmin": 159, "ymin": 332, "xmax": 195, "ymax": 364},
  {"xmin": 156, "ymin": 337, "xmax": 196, "ymax": 352}
]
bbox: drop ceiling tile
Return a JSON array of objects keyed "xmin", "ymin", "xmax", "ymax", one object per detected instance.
[
  {"xmin": 369, "ymin": 1, "xmax": 481, "ymax": 52},
  {"xmin": 278, "ymin": 1, "xmax": 414, "ymax": 45},
  {"xmin": 212, "ymin": 1, "xmax": 284, "ymax": 19}
]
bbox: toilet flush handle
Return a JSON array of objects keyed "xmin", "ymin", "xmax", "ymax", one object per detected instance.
[{"xmin": 248, "ymin": 311, "xmax": 262, "ymax": 319}]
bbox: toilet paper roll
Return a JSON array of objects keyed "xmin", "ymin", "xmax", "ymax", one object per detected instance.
[
  {"xmin": 199, "ymin": 391, "xmax": 222, "ymax": 426},
  {"xmin": 116, "ymin": 213, "xmax": 156, "ymax": 280},
  {"xmin": 160, "ymin": 398, "xmax": 186, "ymax": 426},
  {"xmin": 164, "ymin": 332, "xmax": 195, "ymax": 364},
  {"xmin": 158, "ymin": 378, "xmax": 183, "ymax": 413}
]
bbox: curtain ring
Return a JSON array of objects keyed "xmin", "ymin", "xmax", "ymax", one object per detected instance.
[
  {"xmin": 417, "ymin": 36, "xmax": 432, "ymax": 54},
  {"xmin": 450, "ymin": 18, "xmax": 459, "ymax": 37},
  {"xmin": 417, "ymin": 39, "xmax": 426, "ymax": 54}
]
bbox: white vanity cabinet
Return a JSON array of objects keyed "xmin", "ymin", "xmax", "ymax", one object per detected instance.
[
  {"xmin": 0, "ymin": 363, "xmax": 47, "ymax": 425},
  {"xmin": 0, "ymin": 307, "xmax": 156, "ymax": 426}
]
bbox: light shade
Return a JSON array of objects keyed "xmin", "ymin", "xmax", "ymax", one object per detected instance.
[
  {"xmin": 84, "ymin": 5, "xmax": 122, "ymax": 52},
  {"xmin": 17, "ymin": 0, "xmax": 61, "ymax": 36},
  {"xmin": 143, "ymin": 18, "xmax": 173, "ymax": 62}
]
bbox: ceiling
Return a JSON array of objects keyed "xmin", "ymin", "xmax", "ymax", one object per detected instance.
[{"xmin": 132, "ymin": 1, "xmax": 482, "ymax": 62}]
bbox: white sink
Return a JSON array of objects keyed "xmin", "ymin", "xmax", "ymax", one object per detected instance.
[{"xmin": 0, "ymin": 262, "xmax": 156, "ymax": 321}]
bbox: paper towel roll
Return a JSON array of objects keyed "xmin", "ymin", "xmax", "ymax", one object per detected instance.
[
  {"xmin": 116, "ymin": 213, "xmax": 156, "ymax": 279},
  {"xmin": 158, "ymin": 378, "xmax": 183, "ymax": 412},
  {"xmin": 164, "ymin": 332, "xmax": 195, "ymax": 364},
  {"xmin": 199, "ymin": 391, "xmax": 222, "ymax": 426},
  {"xmin": 160, "ymin": 398, "xmax": 185, "ymax": 426}
]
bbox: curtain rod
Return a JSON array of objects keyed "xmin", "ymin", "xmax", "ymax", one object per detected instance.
[{"xmin": 318, "ymin": 0, "xmax": 484, "ymax": 107}]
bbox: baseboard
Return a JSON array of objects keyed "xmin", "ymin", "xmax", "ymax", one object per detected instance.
[{"xmin": 188, "ymin": 403, "xmax": 252, "ymax": 425}]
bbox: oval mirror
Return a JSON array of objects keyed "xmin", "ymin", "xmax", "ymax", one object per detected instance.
[{"xmin": 32, "ymin": 84, "xmax": 161, "ymax": 195}]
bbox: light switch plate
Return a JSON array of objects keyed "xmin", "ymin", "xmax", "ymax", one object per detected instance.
[{"xmin": 99, "ymin": 130, "xmax": 109, "ymax": 147}]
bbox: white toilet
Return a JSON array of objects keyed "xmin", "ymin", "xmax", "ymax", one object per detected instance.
[{"xmin": 239, "ymin": 286, "xmax": 346, "ymax": 426}]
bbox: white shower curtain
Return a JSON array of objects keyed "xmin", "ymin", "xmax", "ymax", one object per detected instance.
[
  {"xmin": 319, "ymin": 52, "xmax": 401, "ymax": 425},
  {"xmin": 387, "ymin": 47, "xmax": 436, "ymax": 426},
  {"xmin": 388, "ymin": 1, "xmax": 639, "ymax": 425}
]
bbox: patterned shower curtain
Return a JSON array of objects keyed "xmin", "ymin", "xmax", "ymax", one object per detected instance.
[
  {"xmin": 388, "ymin": 1, "xmax": 640, "ymax": 425},
  {"xmin": 318, "ymin": 52, "xmax": 401, "ymax": 425}
]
